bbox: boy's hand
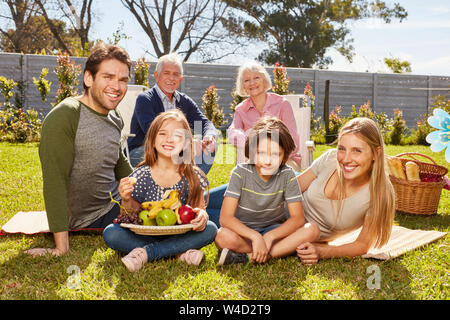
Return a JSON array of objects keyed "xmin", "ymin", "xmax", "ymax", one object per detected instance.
[
  {"xmin": 118, "ymin": 177, "xmax": 136, "ymax": 202},
  {"xmin": 262, "ymin": 232, "xmax": 275, "ymax": 253},
  {"xmin": 251, "ymin": 234, "xmax": 269, "ymax": 263}
]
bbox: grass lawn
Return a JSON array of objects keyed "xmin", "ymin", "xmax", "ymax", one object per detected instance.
[{"xmin": 0, "ymin": 141, "xmax": 448, "ymax": 300}]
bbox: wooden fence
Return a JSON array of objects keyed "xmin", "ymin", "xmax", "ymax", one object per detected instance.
[{"xmin": 0, "ymin": 52, "xmax": 448, "ymax": 128}]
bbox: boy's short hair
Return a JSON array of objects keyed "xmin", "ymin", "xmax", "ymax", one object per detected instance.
[
  {"xmin": 83, "ymin": 42, "xmax": 132, "ymax": 91},
  {"xmin": 244, "ymin": 117, "xmax": 296, "ymax": 166}
]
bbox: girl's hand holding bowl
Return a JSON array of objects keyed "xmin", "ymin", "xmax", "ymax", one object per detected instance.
[{"xmin": 190, "ymin": 208, "xmax": 208, "ymax": 231}]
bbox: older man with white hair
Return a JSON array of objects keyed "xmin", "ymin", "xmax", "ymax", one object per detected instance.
[{"xmin": 127, "ymin": 52, "xmax": 218, "ymax": 174}]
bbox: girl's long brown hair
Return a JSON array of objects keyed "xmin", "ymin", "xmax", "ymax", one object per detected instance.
[
  {"xmin": 336, "ymin": 117, "xmax": 395, "ymax": 248},
  {"xmin": 138, "ymin": 109, "xmax": 208, "ymax": 208}
]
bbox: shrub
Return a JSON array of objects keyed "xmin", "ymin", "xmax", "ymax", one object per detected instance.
[
  {"xmin": 303, "ymin": 82, "xmax": 326, "ymax": 144},
  {"xmin": 33, "ymin": 68, "xmax": 52, "ymax": 102},
  {"xmin": 374, "ymin": 111, "xmax": 392, "ymax": 144},
  {"xmin": 201, "ymin": 83, "xmax": 227, "ymax": 128},
  {"xmin": 348, "ymin": 100, "xmax": 392, "ymax": 143},
  {"xmin": 14, "ymin": 80, "xmax": 26, "ymax": 110},
  {"xmin": 327, "ymin": 106, "xmax": 347, "ymax": 144},
  {"xmin": 302, "ymin": 82, "xmax": 315, "ymax": 108},
  {"xmin": 409, "ymin": 95, "xmax": 449, "ymax": 145},
  {"xmin": 0, "ymin": 106, "xmax": 42, "ymax": 143},
  {"xmin": 303, "ymin": 82, "xmax": 319, "ymax": 129},
  {"xmin": 229, "ymin": 89, "xmax": 245, "ymax": 115},
  {"xmin": 389, "ymin": 108, "xmax": 408, "ymax": 145},
  {"xmin": 134, "ymin": 57, "xmax": 150, "ymax": 88},
  {"xmin": 430, "ymin": 94, "xmax": 449, "ymax": 113},
  {"xmin": 0, "ymin": 76, "xmax": 42, "ymax": 142},
  {"xmin": 10, "ymin": 108, "xmax": 41, "ymax": 142},
  {"xmin": 53, "ymin": 51, "xmax": 81, "ymax": 106},
  {"xmin": 310, "ymin": 122, "xmax": 326, "ymax": 144},
  {"xmin": 410, "ymin": 116, "xmax": 432, "ymax": 145},
  {"xmin": 0, "ymin": 76, "xmax": 17, "ymax": 104},
  {"xmin": 349, "ymin": 100, "xmax": 374, "ymax": 119},
  {"xmin": 272, "ymin": 62, "xmax": 293, "ymax": 95}
]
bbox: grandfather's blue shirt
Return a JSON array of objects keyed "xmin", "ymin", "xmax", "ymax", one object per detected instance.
[{"xmin": 127, "ymin": 85, "xmax": 218, "ymax": 151}]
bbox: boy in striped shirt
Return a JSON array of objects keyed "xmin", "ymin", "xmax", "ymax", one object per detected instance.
[{"xmin": 216, "ymin": 117, "xmax": 319, "ymax": 265}]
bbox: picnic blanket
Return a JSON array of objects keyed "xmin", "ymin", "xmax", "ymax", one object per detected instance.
[
  {"xmin": 328, "ymin": 225, "xmax": 447, "ymax": 260},
  {"xmin": 1, "ymin": 211, "xmax": 447, "ymax": 260},
  {"xmin": 0, "ymin": 211, "xmax": 102, "ymax": 235}
]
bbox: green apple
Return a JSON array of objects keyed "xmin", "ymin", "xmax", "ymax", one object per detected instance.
[
  {"xmin": 139, "ymin": 210, "xmax": 157, "ymax": 226},
  {"xmin": 156, "ymin": 209, "xmax": 177, "ymax": 226}
]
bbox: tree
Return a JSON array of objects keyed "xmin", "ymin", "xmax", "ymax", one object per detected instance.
[
  {"xmin": 222, "ymin": 0, "xmax": 407, "ymax": 68},
  {"xmin": 0, "ymin": 15, "xmax": 81, "ymax": 54},
  {"xmin": 0, "ymin": 0, "xmax": 40, "ymax": 53},
  {"xmin": 34, "ymin": 0, "xmax": 95, "ymax": 56},
  {"xmin": 121, "ymin": 0, "xmax": 239, "ymax": 62},
  {"xmin": 0, "ymin": 0, "xmax": 95, "ymax": 55},
  {"xmin": 107, "ymin": 21, "xmax": 131, "ymax": 46},
  {"xmin": 384, "ymin": 57, "xmax": 412, "ymax": 73}
]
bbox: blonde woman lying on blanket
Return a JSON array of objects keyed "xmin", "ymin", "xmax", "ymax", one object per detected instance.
[{"xmin": 288, "ymin": 117, "xmax": 396, "ymax": 265}]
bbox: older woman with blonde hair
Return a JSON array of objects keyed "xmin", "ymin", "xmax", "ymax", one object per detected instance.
[
  {"xmin": 281, "ymin": 117, "xmax": 395, "ymax": 264},
  {"xmin": 227, "ymin": 60, "xmax": 302, "ymax": 170}
]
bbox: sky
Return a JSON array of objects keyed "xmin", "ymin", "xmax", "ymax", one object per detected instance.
[{"xmin": 92, "ymin": 0, "xmax": 450, "ymax": 77}]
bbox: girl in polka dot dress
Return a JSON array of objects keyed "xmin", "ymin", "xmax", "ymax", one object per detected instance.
[{"xmin": 103, "ymin": 109, "xmax": 218, "ymax": 272}]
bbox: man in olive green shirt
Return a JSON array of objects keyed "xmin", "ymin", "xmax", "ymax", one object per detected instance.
[{"xmin": 25, "ymin": 43, "xmax": 133, "ymax": 257}]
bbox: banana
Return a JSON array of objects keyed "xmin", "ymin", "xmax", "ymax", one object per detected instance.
[
  {"xmin": 141, "ymin": 200, "xmax": 162, "ymax": 210},
  {"xmin": 148, "ymin": 204, "xmax": 162, "ymax": 219},
  {"xmin": 169, "ymin": 198, "xmax": 181, "ymax": 211},
  {"xmin": 140, "ymin": 190, "xmax": 180, "ymax": 217},
  {"xmin": 161, "ymin": 189, "xmax": 173, "ymax": 200},
  {"xmin": 174, "ymin": 207, "xmax": 182, "ymax": 225},
  {"xmin": 162, "ymin": 190, "xmax": 179, "ymax": 209}
]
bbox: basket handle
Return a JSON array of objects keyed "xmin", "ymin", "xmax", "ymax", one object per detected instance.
[{"xmin": 394, "ymin": 152, "xmax": 438, "ymax": 165}]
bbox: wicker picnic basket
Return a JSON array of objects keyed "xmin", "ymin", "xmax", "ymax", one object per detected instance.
[{"xmin": 389, "ymin": 152, "xmax": 448, "ymax": 215}]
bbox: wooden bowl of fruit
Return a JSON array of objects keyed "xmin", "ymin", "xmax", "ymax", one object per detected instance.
[{"xmin": 113, "ymin": 190, "xmax": 196, "ymax": 235}]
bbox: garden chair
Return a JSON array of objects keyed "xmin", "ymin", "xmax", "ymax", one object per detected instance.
[
  {"xmin": 116, "ymin": 85, "xmax": 147, "ymax": 162},
  {"xmin": 283, "ymin": 94, "xmax": 315, "ymax": 171}
]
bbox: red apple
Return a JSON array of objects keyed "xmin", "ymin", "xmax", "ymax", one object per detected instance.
[{"xmin": 178, "ymin": 205, "xmax": 196, "ymax": 224}]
